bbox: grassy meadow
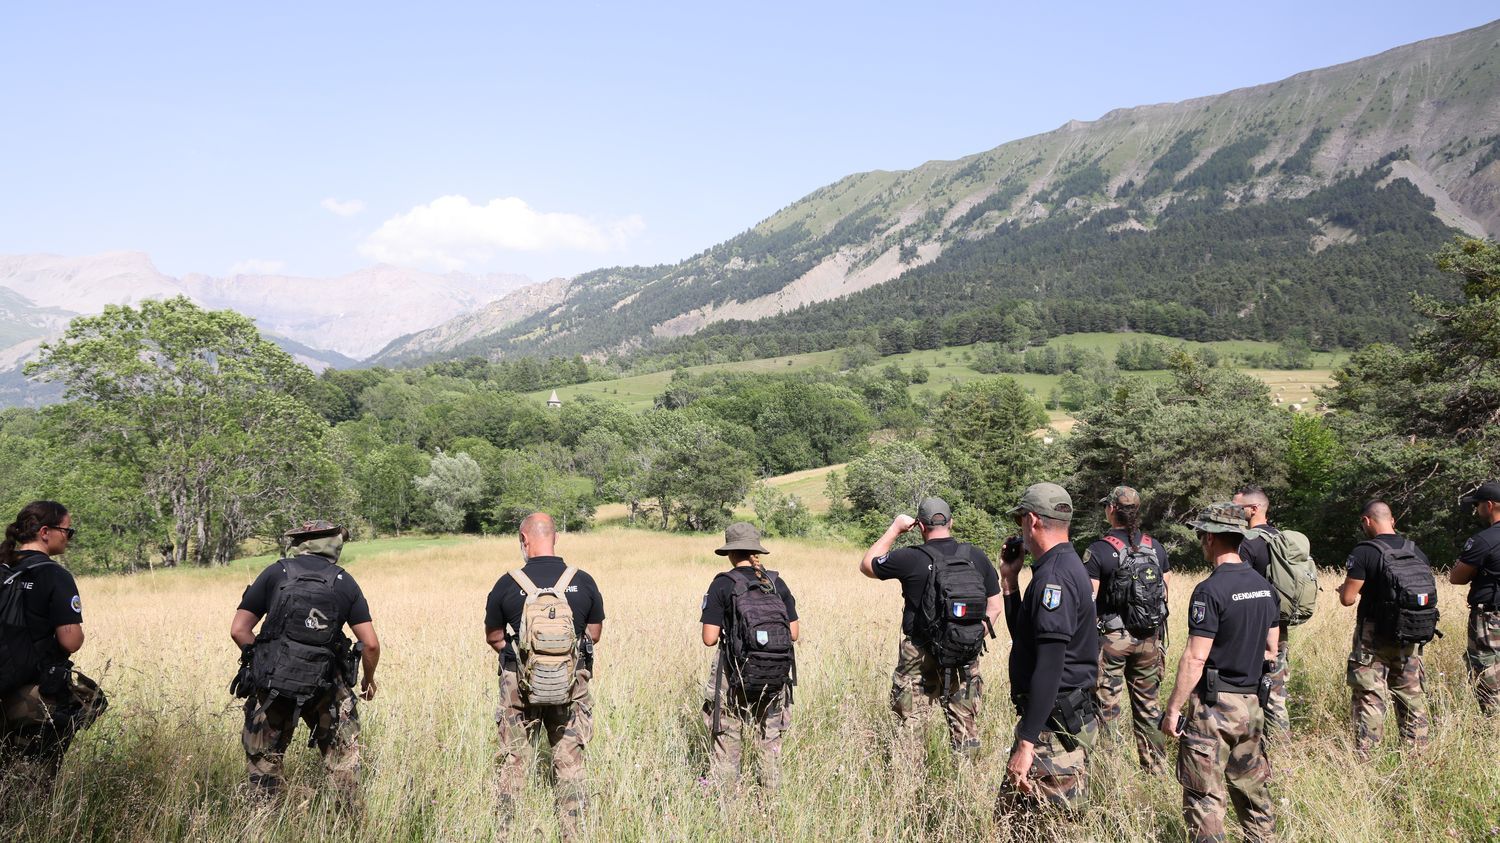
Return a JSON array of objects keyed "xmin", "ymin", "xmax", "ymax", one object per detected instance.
[{"xmin": 7, "ymin": 529, "xmax": 1499, "ymax": 842}]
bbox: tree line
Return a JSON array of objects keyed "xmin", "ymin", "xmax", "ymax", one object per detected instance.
[{"xmin": 4, "ymin": 238, "xmax": 1495, "ymax": 574}]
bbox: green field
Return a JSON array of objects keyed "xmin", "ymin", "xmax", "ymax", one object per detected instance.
[{"xmin": 527, "ymin": 333, "xmax": 1344, "ymax": 416}]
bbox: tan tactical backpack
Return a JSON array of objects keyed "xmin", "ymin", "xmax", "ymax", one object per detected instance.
[{"xmin": 511, "ymin": 567, "xmax": 579, "ymax": 705}]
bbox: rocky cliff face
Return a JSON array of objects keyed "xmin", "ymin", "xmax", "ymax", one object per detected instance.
[{"xmin": 419, "ymin": 19, "xmax": 1500, "ymax": 362}]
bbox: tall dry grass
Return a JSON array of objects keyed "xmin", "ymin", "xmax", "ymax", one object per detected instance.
[{"xmin": 5, "ymin": 529, "xmax": 1498, "ymax": 841}]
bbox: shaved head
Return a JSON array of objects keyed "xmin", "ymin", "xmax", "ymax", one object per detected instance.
[
  {"xmin": 1360, "ymin": 500, "xmax": 1396, "ymax": 537},
  {"xmin": 1361, "ymin": 500, "xmax": 1393, "ymax": 521},
  {"xmin": 519, "ymin": 512, "xmax": 557, "ymax": 557},
  {"xmin": 520, "ymin": 512, "xmax": 556, "ymax": 540},
  {"xmin": 1232, "ymin": 485, "xmax": 1270, "ymax": 509}
]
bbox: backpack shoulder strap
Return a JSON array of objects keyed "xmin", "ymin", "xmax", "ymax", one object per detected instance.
[
  {"xmin": 1102, "ymin": 534, "xmax": 1127, "ymax": 553},
  {"xmin": 1139, "ymin": 534, "xmax": 1155, "ymax": 549},
  {"xmin": 2, "ymin": 557, "xmax": 54, "ymax": 587},
  {"xmin": 552, "ymin": 566, "xmax": 579, "ymax": 594},
  {"xmin": 510, "ymin": 569, "xmax": 540, "ymax": 597}
]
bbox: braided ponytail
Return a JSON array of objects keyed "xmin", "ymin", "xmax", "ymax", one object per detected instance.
[
  {"xmin": 0, "ymin": 500, "xmax": 68, "ymax": 568},
  {"xmin": 1115, "ymin": 503, "xmax": 1143, "ymax": 550}
]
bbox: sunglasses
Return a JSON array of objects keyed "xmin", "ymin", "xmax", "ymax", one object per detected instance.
[{"xmin": 46, "ymin": 525, "xmax": 77, "ymax": 540}]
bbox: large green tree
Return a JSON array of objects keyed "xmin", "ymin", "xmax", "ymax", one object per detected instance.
[
  {"xmin": 28, "ymin": 297, "xmax": 343, "ymax": 565},
  {"xmin": 929, "ymin": 376, "xmax": 1051, "ymax": 516}
]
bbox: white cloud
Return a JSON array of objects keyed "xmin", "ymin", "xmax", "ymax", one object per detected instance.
[
  {"xmin": 321, "ymin": 197, "xmax": 367, "ymax": 217},
  {"xmin": 228, "ymin": 258, "xmax": 287, "ymax": 275},
  {"xmin": 357, "ymin": 195, "xmax": 645, "ymax": 270}
]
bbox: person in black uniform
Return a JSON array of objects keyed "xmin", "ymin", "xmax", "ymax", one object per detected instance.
[
  {"xmin": 1084, "ymin": 485, "xmax": 1171, "ymax": 773},
  {"xmin": 699, "ymin": 522, "xmax": 799, "ymax": 792},
  {"xmin": 0, "ymin": 501, "xmax": 107, "ymax": 798},
  {"xmin": 1451, "ymin": 481, "xmax": 1500, "ymax": 714},
  {"xmin": 1233, "ymin": 484, "xmax": 1291, "ymax": 736},
  {"xmin": 996, "ymin": 482, "xmax": 1098, "ymax": 818},
  {"xmin": 485, "ymin": 512, "xmax": 604, "ymax": 839},
  {"xmin": 1160, "ymin": 503, "xmax": 1278, "ymax": 843},
  {"xmin": 231, "ymin": 519, "xmax": 380, "ymax": 809},
  {"xmin": 859, "ymin": 497, "xmax": 1000, "ymax": 757}
]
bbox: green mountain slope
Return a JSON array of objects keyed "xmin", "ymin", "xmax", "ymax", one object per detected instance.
[{"xmin": 379, "ymin": 19, "xmax": 1500, "ymax": 365}]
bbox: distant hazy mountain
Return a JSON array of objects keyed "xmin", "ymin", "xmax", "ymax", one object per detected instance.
[
  {"xmin": 0, "ymin": 251, "xmax": 532, "ymax": 404},
  {"xmin": 409, "ymin": 19, "xmax": 1500, "ymax": 363}
]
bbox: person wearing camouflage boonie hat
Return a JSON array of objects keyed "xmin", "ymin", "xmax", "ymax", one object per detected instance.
[
  {"xmin": 859, "ymin": 498, "xmax": 1001, "ymax": 760},
  {"xmin": 1160, "ymin": 503, "xmax": 1278, "ymax": 843},
  {"xmin": 231, "ymin": 516, "xmax": 380, "ymax": 813},
  {"xmin": 700, "ymin": 523, "xmax": 798, "ymax": 795}
]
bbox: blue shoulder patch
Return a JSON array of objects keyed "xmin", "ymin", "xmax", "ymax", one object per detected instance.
[{"xmin": 1041, "ymin": 583, "xmax": 1062, "ymax": 611}]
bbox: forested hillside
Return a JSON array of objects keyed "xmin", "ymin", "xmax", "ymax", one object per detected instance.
[{"xmin": 378, "ymin": 20, "xmax": 1500, "ymax": 367}]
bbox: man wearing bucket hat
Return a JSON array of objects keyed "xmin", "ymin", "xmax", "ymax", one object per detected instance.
[
  {"xmin": 859, "ymin": 497, "xmax": 1000, "ymax": 758},
  {"xmin": 1451, "ymin": 481, "xmax": 1500, "ymax": 714},
  {"xmin": 1159, "ymin": 503, "xmax": 1278, "ymax": 843},
  {"xmin": 231, "ymin": 519, "xmax": 381, "ymax": 812},
  {"xmin": 700, "ymin": 522, "xmax": 799, "ymax": 792},
  {"xmin": 995, "ymin": 483, "xmax": 1099, "ymax": 819}
]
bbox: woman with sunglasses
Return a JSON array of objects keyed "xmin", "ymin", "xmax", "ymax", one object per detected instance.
[{"xmin": 0, "ymin": 500, "xmax": 107, "ymax": 798}]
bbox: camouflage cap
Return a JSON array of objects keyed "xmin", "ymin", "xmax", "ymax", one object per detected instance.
[
  {"xmin": 1102, "ymin": 485, "xmax": 1141, "ymax": 507},
  {"xmin": 284, "ymin": 520, "xmax": 348, "ymax": 541},
  {"xmin": 715, "ymin": 521, "xmax": 770, "ymax": 556},
  {"xmin": 1187, "ymin": 503, "xmax": 1252, "ymax": 535},
  {"xmin": 1009, "ymin": 482, "xmax": 1075, "ymax": 523},
  {"xmin": 917, "ymin": 497, "xmax": 952, "ymax": 527}
]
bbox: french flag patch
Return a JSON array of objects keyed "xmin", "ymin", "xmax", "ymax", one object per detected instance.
[
  {"xmin": 951, "ymin": 603, "xmax": 969, "ymax": 618},
  {"xmin": 1416, "ymin": 593, "xmax": 1431, "ymax": 607}
]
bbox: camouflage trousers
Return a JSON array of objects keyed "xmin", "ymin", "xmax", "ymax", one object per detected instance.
[
  {"xmin": 242, "ymin": 684, "xmax": 361, "ymax": 810},
  {"xmin": 1262, "ymin": 629, "xmax": 1290, "ymax": 738},
  {"xmin": 0, "ymin": 671, "xmax": 107, "ymax": 799},
  {"xmin": 1095, "ymin": 627, "xmax": 1167, "ymax": 773},
  {"xmin": 701, "ymin": 666, "xmax": 792, "ymax": 791},
  {"xmin": 496, "ymin": 668, "xmax": 593, "ymax": 839},
  {"xmin": 1347, "ymin": 621, "xmax": 1429, "ymax": 756},
  {"xmin": 889, "ymin": 637, "xmax": 982, "ymax": 755},
  {"xmin": 994, "ymin": 710, "xmax": 1098, "ymax": 823},
  {"xmin": 1177, "ymin": 692, "xmax": 1275, "ymax": 843},
  {"xmin": 1466, "ymin": 608, "xmax": 1500, "ymax": 716}
]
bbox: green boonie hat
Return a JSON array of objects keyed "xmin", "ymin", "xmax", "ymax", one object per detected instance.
[
  {"xmin": 917, "ymin": 497, "xmax": 952, "ymax": 527},
  {"xmin": 284, "ymin": 520, "xmax": 348, "ymax": 541},
  {"xmin": 715, "ymin": 522, "xmax": 770, "ymax": 556},
  {"xmin": 1009, "ymin": 482, "xmax": 1075, "ymax": 523},
  {"xmin": 1102, "ymin": 485, "xmax": 1140, "ymax": 507},
  {"xmin": 1187, "ymin": 503, "xmax": 1252, "ymax": 535}
]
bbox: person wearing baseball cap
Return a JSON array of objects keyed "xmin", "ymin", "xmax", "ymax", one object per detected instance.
[
  {"xmin": 1452, "ymin": 481, "xmax": 1500, "ymax": 714},
  {"xmin": 996, "ymin": 483, "xmax": 1099, "ymax": 822},
  {"xmin": 1160, "ymin": 503, "xmax": 1278, "ymax": 843},
  {"xmin": 858, "ymin": 497, "xmax": 1000, "ymax": 759}
]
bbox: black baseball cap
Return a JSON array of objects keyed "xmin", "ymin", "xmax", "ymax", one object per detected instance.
[
  {"xmin": 917, "ymin": 497, "xmax": 952, "ymax": 527},
  {"xmin": 1461, "ymin": 481, "xmax": 1500, "ymax": 507}
]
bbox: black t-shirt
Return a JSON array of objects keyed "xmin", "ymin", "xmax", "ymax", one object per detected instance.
[
  {"xmin": 873, "ymin": 538, "xmax": 1000, "ymax": 636},
  {"xmin": 1344, "ymin": 533, "xmax": 1431, "ymax": 624},
  {"xmin": 1238, "ymin": 523, "xmax": 1281, "ymax": 581},
  {"xmin": 1187, "ymin": 561, "xmax": 1279, "ymax": 687},
  {"xmin": 238, "ymin": 554, "xmax": 372, "ymax": 627},
  {"xmin": 1007, "ymin": 543, "xmax": 1099, "ymax": 694},
  {"xmin": 485, "ymin": 556, "xmax": 605, "ymax": 670},
  {"xmin": 700, "ymin": 566, "xmax": 799, "ymax": 628},
  {"xmin": 1459, "ymin": 522, "xmax": 1500, "ymax": 608},
  {"xmin": 4, "ymin": 551, "xmax": 83, "ymax": 663},
  {"xmin": 1083, "ymin": 529, "xmax": 1171, "ymax": 620}
]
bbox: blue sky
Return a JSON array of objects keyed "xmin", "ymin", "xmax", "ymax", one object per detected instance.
[{"xmin": 1, "ymin": 2, "xmax": 1495, "ymax": 282}]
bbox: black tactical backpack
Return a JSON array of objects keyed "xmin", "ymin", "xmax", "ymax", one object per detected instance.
[
  {"xmin": 915, "ymin": 544, "xmax": 992, "ymax": 669},
  {"xmin": 1367, "ymin": 538, "xmax": 1440, "ymax": 645},
  {"xmin": 1102, "ymin": 534, "xmax": 1169, "ymax": 633},
  {"xmin": 718, "ymin": 568, "xmax": 795, "ymax": 694},
  {"xmin": 251, "ymin": 557, "xmax": 350, "ymax": 703},
  {"xmin": 0, "ymin": 557, "xmax": 52, "ymax": 696}
]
